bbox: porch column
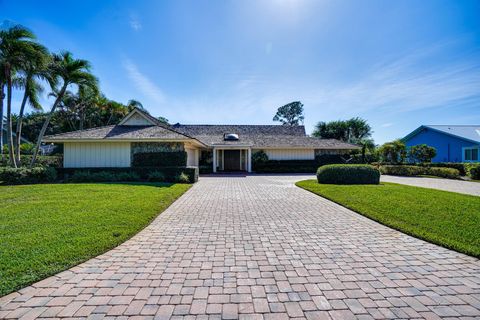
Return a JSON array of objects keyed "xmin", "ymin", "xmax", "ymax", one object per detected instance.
[
  {"xmin": 247, "ymin": 148, "xmax": 252, "ymax": 173},
  {"xmin": 212, "ymin": 148, "xmax": 217, "ymax": 173}
]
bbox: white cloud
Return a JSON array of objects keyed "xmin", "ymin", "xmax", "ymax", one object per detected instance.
[
  {"xmin": 129, "ymin": 14, "xmax": 142, "ymax": 31},
  {"xmin": 381, "ymin": 123, "xmax": 393, "ymax": 128},
  {"xmin": 122, "ymin": 58, "xmax": 165, "ymax": 104}
]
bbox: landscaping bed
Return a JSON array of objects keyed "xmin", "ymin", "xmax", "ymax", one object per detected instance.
[
  {"xmin": 296, "ymin": 180, "xmax": 480, "ymax": 257},
  {"xmin": 0, "ymin": 182, "xmax": 191, "ymax": 296}
]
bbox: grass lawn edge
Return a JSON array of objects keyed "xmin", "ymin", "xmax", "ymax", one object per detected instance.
[
  {"xmin": 295, "ymin": 179, "xmax": 480, "ymax": 258},
  {"xmin": 0, "ymin": 182, "xmax": 192, "ymax": 297}
]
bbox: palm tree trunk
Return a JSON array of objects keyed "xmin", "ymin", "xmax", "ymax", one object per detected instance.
[
  {"xmin": 15, "ymin": 79, "xmax": 30, "ymax": 165},
  {"xmin": 30, "ymin": 84, "xmax": 67, "ymax": 168},
  {"xmin": 6, "ymin": 67, "xmax": 17, "ymax": 168},
  {"xmin": 0, "ymin": 83, "xmax": 5, "ymax": 163}
]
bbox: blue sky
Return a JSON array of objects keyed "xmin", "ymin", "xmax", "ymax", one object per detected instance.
[{"xmin": 2, "ymin": 0, "xmax": 480, "ymax": 143}]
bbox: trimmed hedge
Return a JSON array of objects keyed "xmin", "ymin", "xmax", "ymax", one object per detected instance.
[
  {"xmin": 419, "ymin": 162, "xmax": 467, "ymax": 176},
  {"xmin": 0, "ymin": 155, "xmax": 63, "ymax": 168},
  {"xmin": 254, "ymin": 160, "xmax": 318, "ymax": 173},
  {"xmin": 379, "ymin": 165, "xmax": 425, "ymax": 176},
  {"xmin": 316, "ymin": 164, "xmax": 380, "ymax": 185},
  {"xmin": 132, "ymin": 152, "xmax": 187, "ymax": 167},
  {"xmin": 57, "ymin": 166, "xmax": 198, "ymax": 183},
  {"xmin": 379, "ymin": 165, "xmax": 460, "ymax": 179},
  {"xmin": 254, "ymin": 155, "xmax": 347, "ymax": 174},
  {"xmin": 0, "ymin": 167, "xmax": 57, "ymax": 185}
]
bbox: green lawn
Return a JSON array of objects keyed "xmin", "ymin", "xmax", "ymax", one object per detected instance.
[
  {"xmin": 0, "ymin": 182, "xmax": 190, "ymax": 296},
  {"xmin": 296, "ymin": 180, "xmax": 480, "ymax": 258}
]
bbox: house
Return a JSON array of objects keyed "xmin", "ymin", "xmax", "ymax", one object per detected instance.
[
  {"xmin": 43, "ymin": 108, "xmax": 359, "ymax": 172},
  {"xmin": 402, "ymin": 125, "xmax": 480, "ymax": 163}
]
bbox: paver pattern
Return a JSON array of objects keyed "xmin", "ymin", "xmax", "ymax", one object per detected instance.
[
  {"xmin": 381, "ymin": 175, "xmax": 480, "ymax": 196},
  {"xmin": 1, "ymin": 175, "xmax": 479, "ymax": 319}
]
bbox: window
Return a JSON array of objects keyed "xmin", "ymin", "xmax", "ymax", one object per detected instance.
[{"xmin": 464, "ymin": 147, "xmax": 479, "ymax": 161}]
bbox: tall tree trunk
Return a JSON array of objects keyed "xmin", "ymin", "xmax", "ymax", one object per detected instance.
[
  {"xmin": 6, "ymin": 67, "xmax": 17, "ymax": 168},
  {"xmin": 30, "ymin": 84, "xmax": 67, "ymax": 168},
  {"xmin": 15, "ymin": 78, "xmax": 30, "ymax": 165},
  {"xmin": 0, "ymin": 83, "xmax": 5, "ymax": 163},
  {"xmin": 79, "ymin": 105, "xmax": 85, "ymax": 131}
]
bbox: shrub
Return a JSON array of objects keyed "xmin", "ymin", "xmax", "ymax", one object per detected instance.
[
  {"xmin": 316, "ymin": 164, "xmax": 380, "ymax": 185},
  {"xmin": 0, "ymin": 155, "xmax": 63, "ymax": 168},
  {"xmin": 426, "ymin": 167, "xmax": 460, "ymax": 179},
  {"xmin": 176, "ymin": 172, "xmax": 190, "ymax": 183},
  {"xmin": 132, "ymin": 151, "xmax": 187, "ymax": 167},
  {"xmin": 252, "ymin": 150, "xmax": 268, "ymax": 166},
  {"xmin": 466, "ymin": 164, "xmax": 480, "ymax": 180},
  {"xmin": 254, "ymin": 160, "xmax": 318, "ymax": 173},
  {"xmin": 0, "ymin": 167, "xmax": 57, "ymax": 185},
  {"xmin": 116, "ymin": 172, "xmax": 140, "ymax": 181},
  {"xmin": 147, "ymin": 171, "xmax": 166, "ymax": 182},
  {"xmin": 378, "ymin": 140, "xmax": 407, "ymax": 164},
  {"xmin": 59, "ymin": 166, "xmax": 199, "ymax": 183},
  {"xmin": 421, "ymin": 162, "xmax": 467, "ymax": 176},
  {"xmin": 68, "ymin": 171, "xmax": 117, "ymax": 183},
  {"xmin": 408, "ymin": 144, "xmax": 437, "ymax": 163},
  {"xmin": 315, "ymin": 154, "xmax": 346, "ymax": 166},
  {"xmin": 379, "ymin": 165, "xmax": 425, "ymax": 176}
]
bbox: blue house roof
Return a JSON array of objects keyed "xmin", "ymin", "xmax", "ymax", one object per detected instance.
[{"xmin": 403, "ymin": 125, "xmax": 480, "ymax": 145}]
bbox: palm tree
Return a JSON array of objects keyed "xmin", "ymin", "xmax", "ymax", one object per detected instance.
[
  {"xmin": 30, "ymin": 51, "xmax": 98, "ymax": 167},
  {"xmin": 14, "ymin": 46, "xmax": 50, "ymax": 164},
  {"xmin": 0, "ymin": 25, "xmax": 44, "ymax": 167},
  {"xmin": 0, "ymin": 70, "xmax": 5, "ymax": 162}
]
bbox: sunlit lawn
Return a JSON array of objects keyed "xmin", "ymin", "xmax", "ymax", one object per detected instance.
[{"xmin": 0, "ymin": 182, "xmax": 190, "ymax": 296}]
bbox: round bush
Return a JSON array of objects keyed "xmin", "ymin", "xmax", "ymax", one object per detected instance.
[{"xmin": 316, "ymin": 164, "xmax": 380, "ymax": 185}]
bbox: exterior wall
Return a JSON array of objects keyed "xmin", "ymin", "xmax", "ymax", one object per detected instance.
[
  {"xmin": 123, "ymin": 113, "xmax": 153, "ymax": 126},
  {"xmin": 64, "ymin": 142, "xmax": 131, "ymax": 168},
  {"xmin": 254, "ymin": 148, "xmax": 315, "ymax": 160},
  {"xmin": 405, "ymin": 128, "xmax": 479, "ymax": 163},
  {"xmin": 185, "ymin": 148, "xmax": 199, "ymax": 167}
]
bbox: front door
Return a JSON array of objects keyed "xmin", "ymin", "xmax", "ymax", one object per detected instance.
[{"xmin": 223, "ymin": 150, "xmax": 241, "ymax": 171}]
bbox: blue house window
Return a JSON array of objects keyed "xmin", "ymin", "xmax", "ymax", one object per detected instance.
[{"xmin": 464, "ymin": 147, "xmax": 479, "ymax": 162}]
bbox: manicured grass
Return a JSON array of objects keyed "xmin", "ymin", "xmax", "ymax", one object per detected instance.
[
  {"xmin": 0, "ymin": 183, "xmax": 190, "ymax": 296},
  {"xmin": 296, "ymin": 180, "xmax": 480, "ymax": 257}
]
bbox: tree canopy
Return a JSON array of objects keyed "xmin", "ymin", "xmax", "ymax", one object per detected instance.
[
  {"xmin": 273, "ymin": 101, "xmax": 304, "ymax": 126},
  {"xmin": 312, "ymin": 117, "xmax": 372, "ymax": 142}
]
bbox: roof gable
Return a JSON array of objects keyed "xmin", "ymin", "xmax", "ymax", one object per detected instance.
[{"xmin": 119, "ymin": 108, "xmax": 164, "ymax": 126}]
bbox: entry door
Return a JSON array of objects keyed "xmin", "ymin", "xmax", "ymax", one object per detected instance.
[{"xmin": 223, "ymin": 150, "xmax": 241, "ymax": 171}]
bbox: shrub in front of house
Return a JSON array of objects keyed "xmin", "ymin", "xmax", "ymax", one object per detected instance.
[
  {"xmin": 0, "ymin": 155, "xmax": 63, "ymax": 168},
  {"xmin": 132, "ymin": 151, "xmax": 187, "ymax": 167},
  {"xmin": 379, "ymin": 165, "xmax": 425, "ymax": 176},
  {"xmin": 59, "ymin": 166, "xmax": 199, "ymax": 183},
  {"xmin": 176, "ymin": 172, "xmax": 190, "ymax": 183},
  {"xmin": 466, "ymin": 164, "xmax": 480, "ymax": 180},
  {"xmin": 419, "ymin": 162, "xmax": 467, "ymax": 176},
  {"xmin": 147, "ymin": 171, "xmax": 166, "ymax": 182},
  {"xmin": 0, "ymin": 167, "xmax": 57, "ymax": 185},
  {"xmin": 426, "ymin": 167, "xmax": 460, "ymax": 179},
  {"xmin": 316, "ymin": 164, "xmax": 380, "ymax": 185}
]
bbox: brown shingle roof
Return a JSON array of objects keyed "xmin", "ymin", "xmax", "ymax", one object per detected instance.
[
  {"xmin": 44, "ymin": 122, "xmax": 359, "ymax": 150},
  {"xmin": 44, "ymin": 125, "xmax": 194, "ymax": 141}
]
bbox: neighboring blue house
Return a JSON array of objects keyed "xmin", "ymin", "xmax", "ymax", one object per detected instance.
[{"xmin": 402, "ymin": 125, "xmax": 480, "ymax": 163}]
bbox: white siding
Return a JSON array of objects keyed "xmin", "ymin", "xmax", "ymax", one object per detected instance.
[
  {"xmin": 186, "ymin": 148, "xmax": 199, "ymax": 166},
  {"xmin": 64, "ymin": 142, "xmax": 131, "ymax": 168},
  {"xmin": 258, "ymin": 149, "xmax": 315, "ymax": 160},
  {"xmin": 122, "ymin": 113, "xmax": 154, "ymax": 126}
]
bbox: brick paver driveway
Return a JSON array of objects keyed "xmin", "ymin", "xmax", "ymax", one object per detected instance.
[
  {"xmin": 1, "ymin": 175, "xmax": 479, "ymax": 319},
  {"xmin": 381, "ymin": 175, "xmax": 480, "ymax": 196}
]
